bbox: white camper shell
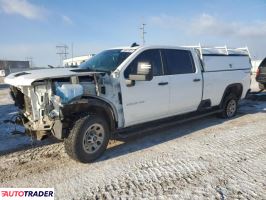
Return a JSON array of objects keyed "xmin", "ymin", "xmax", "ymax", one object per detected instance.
[{"xmin": 186, "ymin": 45, "xmax": 251, "ymax": 71}]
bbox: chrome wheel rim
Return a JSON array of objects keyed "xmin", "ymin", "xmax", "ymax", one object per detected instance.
[
  {"xmin": 82, "ymin": 123, "xmax": 105, "ymax": 154},
  {"xmin": 226, "ymin": 99, "xmax": 236, "ymax": 117}
]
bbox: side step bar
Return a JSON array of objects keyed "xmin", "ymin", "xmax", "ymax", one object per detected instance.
[{"xmin": 116, "ymin": 108, "xmax": 223, "ymax": 139}]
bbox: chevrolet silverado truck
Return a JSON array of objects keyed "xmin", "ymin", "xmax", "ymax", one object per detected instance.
[{"xmin": 5, "ymin": 44, "xmax": 251, "ymax": 163}]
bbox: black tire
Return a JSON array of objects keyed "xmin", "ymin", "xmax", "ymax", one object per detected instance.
[
  {"xmin": 64, "ymin": 115, "xmax": 110, "ymax": 163},
  {"xmin": 218, "ymin": 94, "xmax": 238, "ymax": 119}
]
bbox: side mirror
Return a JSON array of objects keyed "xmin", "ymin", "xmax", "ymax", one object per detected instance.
[
  {"xmin": 137, "ymin": 61, "xmax": 151, "ymax": 75},
  {"xmin": 127, "ymin": 61, "xmax": 152, "ymax": 82},
  {"xmin": 126, "ymin": 61, "xmax": 152, "ymax": 87}
]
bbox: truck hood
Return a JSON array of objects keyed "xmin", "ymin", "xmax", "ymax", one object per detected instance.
[{"xmin": 4, "ymin": 68, "xmax": 102, "ymax": 86}]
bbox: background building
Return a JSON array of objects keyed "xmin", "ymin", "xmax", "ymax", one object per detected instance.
[
  {"xmin": 0, "ymin": 60, "xmax": 30, "ymax": 83},
  {"xmin": 0, "ymin": 60, "xmax": 30, "ymax": 75},
  {"xmin": 63, "ymin": 54, "xmax": 95, "ymax": 67}
]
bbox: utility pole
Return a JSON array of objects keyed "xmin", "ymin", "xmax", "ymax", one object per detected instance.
[
  {"xmin": 3, "ymin": 59, "xmax": 10, "ymax": 75},
  {"xmin": 56, "ymin": 44, "xmax": 69, "ymax": 67},
  {"xmin": 25, "ymin": 57, "xmax": 33, "ymax": 68},
  {"xmin": 140, "ymin": 23, "xmax": 147, "ymax": 45},
  {"xmin": 71, "ymin": 42, "xmax": 74, "ymax": 66}
]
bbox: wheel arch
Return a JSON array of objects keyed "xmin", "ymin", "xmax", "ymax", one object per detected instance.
[
  {"xmin": 220, "ymin": 83, "xmax": 243, "ymax": 107},
  {"xmin": 61, "ymin": 97, "xmax": 118, "ymax": 133}
]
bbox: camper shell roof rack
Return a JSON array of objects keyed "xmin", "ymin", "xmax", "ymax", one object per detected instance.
[{"xmin": 184, "ymin": 44, "xmax": 250, "ymax": 59}]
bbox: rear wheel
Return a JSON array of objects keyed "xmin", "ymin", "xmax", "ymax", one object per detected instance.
[
  {"xmin": 219, "ymin": 94, "xmax": 238, "ymax": 118},
  {"xmin": 64, "ymin": 115, "xmax": 110, "ymax": 163}
]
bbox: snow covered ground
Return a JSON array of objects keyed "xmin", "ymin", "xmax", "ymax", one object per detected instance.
[
  {"xmin": 0, "ymin": 76, "xmax": 266, "ymax": 199},
  {"xmin": 0, "ymin": 84, "xmax": 30, "ymax": 153}
]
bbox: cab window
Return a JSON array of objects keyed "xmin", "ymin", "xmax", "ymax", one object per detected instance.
[
  {"xmin": 163, "ymin": 49, "xmax": 196, "ymax": 75},
  {"xmin": 124, "ymin": 49, "xmax": 163, "ymax": 78}
]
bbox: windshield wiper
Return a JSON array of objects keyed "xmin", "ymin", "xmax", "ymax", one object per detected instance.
[
  {"xmin": 92, "ymin": 69, "xmax": 110, "ymax": 73},
  {"xmin": 71, "ymin": 68, "xmax": 109, "ymax": 73},
  {"xmin": 71, "ymin": 68, "xmax": 91, "ymax": 72}
]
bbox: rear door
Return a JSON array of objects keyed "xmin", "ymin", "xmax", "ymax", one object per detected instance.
[
  {"xmin": 162, "ymin": 49, "xmax": 202, "ymax": 115},
  {"xmin": 120, "ymin": 49, "xmax": 170, "ymax": 127}
]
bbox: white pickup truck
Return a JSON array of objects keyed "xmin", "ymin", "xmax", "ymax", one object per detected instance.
[{"xmin": 5, "ymin": 44, "xmax": 251, "ymax": 162}]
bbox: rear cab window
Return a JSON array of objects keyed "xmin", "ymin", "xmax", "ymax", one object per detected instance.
[{"xmin": 163, "ymin": 49, "xmax": 196, "ymax": 75}]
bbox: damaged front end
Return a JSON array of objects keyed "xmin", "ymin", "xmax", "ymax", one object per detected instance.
[
  {"xmin": 10, "ymin": 80, "xmax": 57, "ymax": 140},
  {"xmin": 8, "ymin": 72, "xmax": 110, "ymax": 140}
]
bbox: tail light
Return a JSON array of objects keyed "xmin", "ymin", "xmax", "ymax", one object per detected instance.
[{"xmin": 256, "ymin": 67, "xmax": 261, "ymax": 78}]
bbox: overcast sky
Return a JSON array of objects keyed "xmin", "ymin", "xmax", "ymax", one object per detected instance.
[{"xmin": 0, "ymin": 0, "xmax": 266, "ymax": 67}]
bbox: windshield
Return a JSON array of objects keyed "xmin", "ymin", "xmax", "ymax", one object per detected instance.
[{"xmin": 79, "ymin": 49, "xmax": 133, "ymax": 72}]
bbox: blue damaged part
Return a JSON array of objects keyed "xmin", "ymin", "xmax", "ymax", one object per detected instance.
[{"xmin": 55, "ymin": 82, "xmax": 84, "ymax": 104}]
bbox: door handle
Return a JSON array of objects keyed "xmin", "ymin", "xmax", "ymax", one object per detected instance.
[
  {"xmin": 158, "ymin": 82, "xmax": 168, "ymax": 86},
  {"xmin": 193, "ymin": 78, "xmax": 201, "ymax": 82}
]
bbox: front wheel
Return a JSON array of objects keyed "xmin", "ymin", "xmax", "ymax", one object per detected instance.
[
  {"xmin": 64, "ymin": 115, "xmax": 110, "ymax": 163},
  {"xmin": 219, "ymin": 94, "xmax": 238, "ymax": 119}
]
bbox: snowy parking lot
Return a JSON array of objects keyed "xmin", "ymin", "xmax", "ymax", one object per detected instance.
[{"xmin": 0, "ymin": 80, "xmax": 266, "ymax": 199}]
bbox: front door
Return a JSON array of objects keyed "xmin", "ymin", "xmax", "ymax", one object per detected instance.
[{"xmin": 120, "ymin": 49, "xmax": 170, "ymax": 127}]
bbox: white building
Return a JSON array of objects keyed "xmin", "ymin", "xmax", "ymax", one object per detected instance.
[{"xmin": 63, "ymin": 54, "xmax": 95, "ymax": 67}]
